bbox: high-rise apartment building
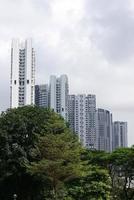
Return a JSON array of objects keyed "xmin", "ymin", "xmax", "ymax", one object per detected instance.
[
  {"xmin": 68, "ymin": 94, "xmax": 97, "ymax": 149},
  {"xmin": 10, "ymin": 39, "xmax": 35, "ymax": 108},
  {"xmin": 68, "ymin": 95, "xmax": 76, "ymax": 133},
  {"xmin": 49, "ymin": 75, "xmax": 69, "ymax": 120},
  {"xmin": 35, "ymin": 84, "xmax": 49, "ymax": 108},
  {"xmin": 113, "ymin": 121, "xmax": 128, "ymax": 150},
  {"xmin": 96, "ymin": 109, "xmax": 113, "ymax": 152}
]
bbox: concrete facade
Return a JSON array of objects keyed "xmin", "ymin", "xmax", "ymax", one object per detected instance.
[
  {"xmin": 35, "ymin": 84, "xmax": 49, "ymax": 108},
  {"xmin": 68, "ymin": 94, "xmax": 97, "ymax": 149},
  {"xmin": 10, "ymin": 39, "xmax": 35, "ymax": 108},
  {"xmin": 96, "ymin": 109, "xmax": 113, "ymax": 152},
  {"xmin": 49, "ymin": 75, "xmax": 69, "ymax": 121},
  {"xmin": 113, "ymin": 121, "xmax": 128, "ymax": 150}
]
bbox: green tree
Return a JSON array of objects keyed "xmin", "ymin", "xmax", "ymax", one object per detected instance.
[
  {"xmin": 66, "ymin": 166, "xmax": 111, "ymax": 200},
  {"xmin": 0, "ymin": 106, "xmax": 112, "ymax": 200},
  {"xmin": 27, "ymin": 132, "xmax": 83, "ymax": 200},
  {"xmin": 65, "ymin": 149, "xmax": 111, "ymax": 200},
  {"xmin": 108, "ymin": 148, "xmax": 134, "ymax": 200},
  {"xmin": 0, "ymin": 106, "xmax": 68, "ymax": 200},
  {"xmin": 85, "ymin": 148, "xmax": 134, "ymax": 200}
]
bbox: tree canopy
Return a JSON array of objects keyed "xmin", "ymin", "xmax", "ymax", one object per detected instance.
[{"xmin": 0, "ymin": 106, "xmax": 133, "ymax": 200}]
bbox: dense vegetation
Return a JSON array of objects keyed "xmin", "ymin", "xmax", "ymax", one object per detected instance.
[{"xmin": 0, "ymin": 106, "xmax": 133, "ymax": 200}]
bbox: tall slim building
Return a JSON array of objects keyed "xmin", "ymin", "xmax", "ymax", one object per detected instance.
[
  {"xmin": 10, "ymin": 39, "xmax": 35, "ymax": 108},
  {"xmin": 96, "ymin": 109, "xmax": 113, "ymax": 152},
  {"xmin": 35, "ymin": 84, "xmax": 49, "ymax": 108},
  {"xmin": 113, "ymin": 121, "xmax": 128, "ymax": 150},
  {"xmin": 49, "ymin": 75, "xmax": 69, "ymax": 120},
  {"xmin": 68, "ymin": 94, "xmax": 97, "ymax": 149},
  {"xmin": 68, "ymin": 95, "xmax": 76, "ymax": 132}
]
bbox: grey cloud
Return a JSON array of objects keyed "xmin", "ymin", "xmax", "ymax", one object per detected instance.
[
  {"xmin": 31, "ymin": 0, "xmax": 53, "ymax": 15},
  {"xmin": 35, "ymin": 42, "xmax": 63, "ymax": 83},
  {"xmin": 85, "ymin": 0, "xmax": 134, "ymax": 63}
]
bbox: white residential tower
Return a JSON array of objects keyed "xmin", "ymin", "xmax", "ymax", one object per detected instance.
[
  {"xmin": 10, "ymin": 39, "xmax": 35, "ymax": 108},
  {"xmin": 68, "ymin": 94, "xmax": 97, "ymax": 149},
  {"xmin": 49, "ymin": 75, "xmax": 69, "ymax": 121}
]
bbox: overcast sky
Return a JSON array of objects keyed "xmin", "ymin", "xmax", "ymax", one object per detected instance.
[{"xmin": 0, "ymin": 0, "xmax": 134, "ymax": 145}]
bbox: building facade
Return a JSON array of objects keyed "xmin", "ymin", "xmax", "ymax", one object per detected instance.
[
  {"xmin": 10, "ymin": 39, "xmax": 35, "ymax": 108},
  {"xmin": 68, "ymin": 94, "xmax": 97, "ymax": 149},
  {"xmin": 96, "ymin": 109, "xmax": 113, "ymax": 152},
  {"xmin": 49, "ymin": 75, "xmax": 69, "ymax": 121},
  {"xmin": 68, "ymin": 95, "xmax": 76, "ymax": 133},
  {"xmin": 35, "ymin": 84, "xmax": 49, "ymax": 108},
  {"xmin": 113, "ymin": 121, "xmax": 128, "ymax": 150}
]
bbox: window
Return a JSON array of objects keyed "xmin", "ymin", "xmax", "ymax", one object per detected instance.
[
  {"xmin": 27, "ymin": 80, "xmax": 29, "ymax": 84},
  {"xmin": 14, "ymin": 80, "xmax": 16, "ymax": 85}
]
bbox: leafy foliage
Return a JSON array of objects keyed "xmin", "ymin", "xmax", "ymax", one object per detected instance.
[
  {"xmin": 108, "ymin": 147, "xmax": 134, "ymax": 200},
  {"xmin": 0, "ymin": 106, "xmax": 67, "ymax": 200},
  {"xmin": 0, "ymin": 106, "xmax": 133, "ymax": 200}
]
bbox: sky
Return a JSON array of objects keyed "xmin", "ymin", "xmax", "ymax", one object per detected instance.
[{"xmin": 0, "ymin": 0, "xmax": 134, "ymax": 145}]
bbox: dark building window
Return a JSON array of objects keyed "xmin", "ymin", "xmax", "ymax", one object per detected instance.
[
  {"xmin": 27, "ymin": 80, "xmax": 29, "ymax": 84},
  {"xmin": 14, "ymin": 80, "xmax": 16, "ymax": 84}
]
